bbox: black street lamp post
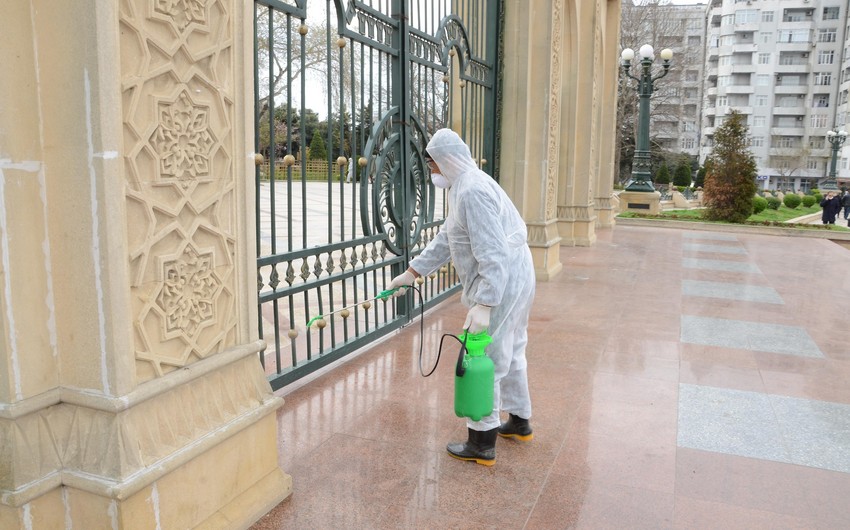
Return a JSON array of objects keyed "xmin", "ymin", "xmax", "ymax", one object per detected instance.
[
  {"xmin": 823, "ymin": 129, "xmax": 847, "ymax": 192},
  {"xmin": 620, "ymin": 45, "xmax": 673, "ymax": 192}
]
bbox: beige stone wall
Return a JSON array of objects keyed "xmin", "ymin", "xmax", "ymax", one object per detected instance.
[
  {"xmin": 500, "ymin": 0, "xmax": 621, "ymax": 278},
  {"xmin": 0, "ymin": 1, "xmax": 288, "ymax": 527}
]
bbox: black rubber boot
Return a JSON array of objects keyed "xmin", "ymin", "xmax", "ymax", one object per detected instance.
[
  {"xmin": 446, "ymin": 427, "xmax": 498, "ymax": 466},
  {"xmin": 498, "ymin": 414, "xmax": 533, "ymax": 441}
]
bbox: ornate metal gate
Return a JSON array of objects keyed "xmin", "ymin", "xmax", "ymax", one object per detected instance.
[{"xmin": 254, "ymin": 0, "xmax": 501, "ymax": 389}]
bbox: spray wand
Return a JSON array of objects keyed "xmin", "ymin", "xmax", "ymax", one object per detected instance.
[{"xmin": 304, "ymin": 287, "xmax": 402, "ymax": 329}]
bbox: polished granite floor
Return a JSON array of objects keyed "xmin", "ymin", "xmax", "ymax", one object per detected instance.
[{"xmin": 251, "ymin": 225, "xmax": 850, "ymax": 529}]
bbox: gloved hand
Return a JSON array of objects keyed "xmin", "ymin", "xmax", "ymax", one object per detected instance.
[
  {"xmin": 463, "ymin": 304, "xmax": 491, "ymax": 334},
  {"xmin": 388, "ymin": 269, "xmax": 416, "ymax": 297}
]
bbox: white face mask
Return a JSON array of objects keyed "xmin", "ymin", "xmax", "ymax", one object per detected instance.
[{"xmin": 431, "ymin": 172, "xmax": 450, "ymax": 189}]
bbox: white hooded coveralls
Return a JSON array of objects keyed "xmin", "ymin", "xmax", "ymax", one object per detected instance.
[{"xmin": 409, "ymin": 129, "xmax": 536, "ymax": 431}]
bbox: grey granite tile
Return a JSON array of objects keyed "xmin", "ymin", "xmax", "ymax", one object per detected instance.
[
  {"xmin": 681, "ymin": 280, "xmax": 783, "ymax": 304},
  {"xmin": 683, "ymin": 243, "xmax": 747, "ymax": 255},
  {"xmin": 682, "ymin": 258, "xmax": 761, "ymax": 274},
  {"xmin": 678, "ymin": 384, "xmax": 850, "ymax": 474},
  {"xmin": 677, "ymin": 384, "xmax": 791, "ymax": 463},
  {"xmin": 683, "ymin": 232, "xmax": 739, "ymax": 241},
  {"xmin": 680, "ymin": 316, "xmax": 823, "ymax": 358}
]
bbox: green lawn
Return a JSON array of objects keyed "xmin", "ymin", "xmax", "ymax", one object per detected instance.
[{"xmin": 618, "ymin": 204, "xmax": 850, "ymax": 231}]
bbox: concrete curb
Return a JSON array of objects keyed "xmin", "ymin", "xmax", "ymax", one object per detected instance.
[{"xmin": 616, "ymin": 217, "xmax": 850, "ymax": 241}]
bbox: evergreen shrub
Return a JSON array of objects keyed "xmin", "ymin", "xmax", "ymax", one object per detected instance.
[
  {"xmin": 783, "ymin": 194, "xmax": 802, "ymax": 209},
  {"xmin": 802, "ymin": 195, "xmax": 816, "ymax": 207},
  {"xmin": 766, "ymin": 197, "xmax": 782, "ymax": 210},
  {"xmin": 752, "ymin": 196, "xmax": 768, "ymax": 214}
]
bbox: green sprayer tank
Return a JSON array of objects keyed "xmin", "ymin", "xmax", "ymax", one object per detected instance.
[{"xmin": 454, "ymin": 331, "xmax": 494, "ymax": 421}]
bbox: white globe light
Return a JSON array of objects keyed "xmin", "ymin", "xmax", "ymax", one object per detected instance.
[
  {"xmin": 660, "ymin": 48, "xmax": 673, "ymax": 60},
  {"xmin": 639, "ymin": 44, "xmax": 654, "ymax": 59},
  {"xmin": 621, "ymin": 48, "xmax": 635, "ymax": 61},
  {"xmin": 841, "ymin": 131, "xmax": 848, "ymax": 137},
  {"xmin": 828, "ymin": 130, "xmax": 836, "ymax": 137}
]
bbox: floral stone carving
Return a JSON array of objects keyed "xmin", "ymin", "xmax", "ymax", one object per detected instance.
[
  {"xmin": 151, "ymin": 92, "xmax": 216, "ymax": 184},
  {"xmin": 156, "ymin": 245, "xmax": 221, "ymax": 338}
]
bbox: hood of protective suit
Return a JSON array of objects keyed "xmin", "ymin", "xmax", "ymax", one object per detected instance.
[{"xmin": 426, "ymin": 128, "xmax": 480, "ymax": 186}]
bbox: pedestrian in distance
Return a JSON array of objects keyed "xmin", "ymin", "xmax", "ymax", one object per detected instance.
[
  {"xmin": 820, "ymin": 191, "xmax": 842, "ymax": 224},
  {"xmin": 841, "ymin": 190, "xmax": 850, "ymax": 220},
  {"xmin": 388, "ymin": 128, "xmax": 536, "ymax": 467}
]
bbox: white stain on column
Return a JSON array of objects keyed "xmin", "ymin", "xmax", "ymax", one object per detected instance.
[
  {"xmin": 29, "ymin": 4, "xmax": 59, "ymax": 360},
  {"xmin": 0, "ymin": 167, "xmax": 22, "ymax": 400},
  {"xmin": 62, "ymin": 488, "xmax": 72, "ymax": 529},
  {"xmin": 22, "ymin": 503, "xmax": 33, "ymax": 530},
  {"xmin": 84, "ymin": 69, "xmax": 110, "ymax": 395},
  {"xmin": 150, "ymin": 483, "xmax": 162, "ymax": 530},
  {"xmin": 108, "ymin": 499, "xmax": 118, "ymax": 530}
]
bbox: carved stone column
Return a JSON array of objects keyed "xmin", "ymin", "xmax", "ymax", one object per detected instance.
[
  {"xmin": 500, "ymin": 0, "xmax": 564, "ymax": 281},
  {"xmin": 595, "ymin": 0, "xmax": 623, "ymax": 228},
  {"xmin": 0, "ymin": 2, "xmax": 289, "ymax": 528},
  {"xmin": 557, "ymin": 1, "xmax": 614, "ymax": 247}
]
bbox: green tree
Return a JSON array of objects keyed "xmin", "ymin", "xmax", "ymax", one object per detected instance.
[
  {"xmin": 702, "ymin": 111, "xmax": 758, "ymax": 223},
  {"xmin": 673, "ymin": 162, "xmax": 692, "ymax": 187},
  {"xmin": 309, "ymin": 133, "xmax": 327, "ymax": 161},
  {"xmin": 655, "ymin": 163, "xmax": 671, "ymax": 185}
]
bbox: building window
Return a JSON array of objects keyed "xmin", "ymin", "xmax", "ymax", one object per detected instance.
[
  {"xmin": 775, "ymin": 136, "xmax": 796, "ymax": 149},
  {"xmin": 720, "ymin": 35, "xmax": 735, "ymax": 46},
  {"xmin": 762, "ymin": 11, "xmax": 774, "ymax": 23},
  {"xmin": 818, "ymin": 29, "xmax": 837, "ymax": 43},
  {"xmin": 683, "ymin": 122, "xmax": 697, "ymax": 132},
  {"xmin": 814, "ymin": 94, "xmax": 830, "ymax": 107},
  {"xmin": 720, "ymin": 55, "xmax": 732, "ymax": 66},
  {"xmin": 681, "ymin": 138, "xmax": 696, "ymax": 150},
  {"xmin": 756, "ymin": 74, "xmax": 770, "ymax": 86},
  {"xmin": 811, "ymin": 114, "xmax": 828, "ymax": 128},
  {"xmin": 756, "ymin": 95, "xmax": 768, "ymax": 107},
  {"xmin": 779, "ymin": 30, "xmax": 811, "ymax": 43},
  {"xmin": 754, "ymin": 116, "xmax": 766, "ymax": 127},
  {"xmin": 818, "ymin": 50, "xmax": 835, "ymax": 65},
  {"xmin": 685, "ymin": 88, "xmax": 698, "ymax": 99},
  {"xmin": 688, "ymin": 36, "xmax": 701, "ymax": 47},
  {"xmin": 736, "ymin": 10, "xmax": 759, "ymax": 24},
  {"xmin": 761, "ymin": 32, "xmax": 773, "ymax": 44},
  {"xmin": 815, "ymin": 72, "xmax": 833, "ymax": 85},
  {"xmin": 810, "ymin": 137, "xmax": 825, "ymax": 149},
  {"xmin": 807, "ymin": 160, "xmax": 820, "ymax": 170},
  {"xmin": 824, "ymin": 7, "xmax": 840, "ymax": 21},
  {"xmin": 758, "ymin": 53, "xmax": 771, "ymax": 65},
  {"xmin": 751, "ymin": 137, "xmax": 765, "ymax": 147}
]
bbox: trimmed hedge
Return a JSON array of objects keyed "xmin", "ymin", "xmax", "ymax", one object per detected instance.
[
  {"xmin": 752, "ymin": 196, "xmax": 768, "ymax": 214},
  {"xmin": 766, "ymin": 197, "xmax": 782, "ymax": 210},
  {"xmin": 783, "ymin": 194, "xmax": 802, "ymax": 209},
  {"xmin": 801, "ymin": 195, "xmax": 816, "ymax": 208}
]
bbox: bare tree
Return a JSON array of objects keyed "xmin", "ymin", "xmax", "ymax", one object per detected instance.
[{"xmin": 617, "ymin": 0, "xmax": 702, "ymax": 183}]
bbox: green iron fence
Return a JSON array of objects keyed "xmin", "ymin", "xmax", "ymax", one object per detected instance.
[{"xmin": 254, "ymin": 0, "xmax": 501, "ymax": 389}]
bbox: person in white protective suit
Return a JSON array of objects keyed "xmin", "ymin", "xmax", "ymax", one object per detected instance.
[{"xmin": 388, "ymin": 128, "xmax": 536, "ymax": 466}]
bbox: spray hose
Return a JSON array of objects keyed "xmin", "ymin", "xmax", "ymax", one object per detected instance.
[{"xmin": 303, "ymin": 284, "xmax": 474, "ymax": 378}]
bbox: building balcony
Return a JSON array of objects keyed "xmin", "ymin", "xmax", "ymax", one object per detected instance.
[
  {"xmin": 707, "ymin": 47, "xmax": 719, "ymax": 60},
  {"xmin": 732, "ymin": 43, "xmax": 758, "ymax": 54},
  {"xmin": 775, "ymin": 85, "xmax": 809, "ymax": 95},
  {"xmin": 734, "ymin": 23, "xmax": 759, "ymax": 34},
  {"xmin": 772, "ymin": 105, "xmax": 807, "ymax": 116},
  {"xmin": 725, "ymin": 85, "xmax": 754, "ymax": 94},
  {"xmin": 775, "ymin": 63, "xmax": 811, "ymax": 73},
  {"xmin": 705, "ymin": 87, "xmax": 718, "ymax": 97},
  {"xmin": 731, "ymin": 64, "xmax": 756, "ymax": 74},
  {"xmin": 776, "ymin": 42, "xmax": 815, "ymax": 53},
  {"xmin": 703, "ymin": 126, "xmax": 715, "ymax": 136},
  {"xmin": 770, "ymin": 126, "xmax": 805, "ymax": 136},
  {"xmin": 730, "ymin": 106, "xmax": 753, "ymax": 114}
]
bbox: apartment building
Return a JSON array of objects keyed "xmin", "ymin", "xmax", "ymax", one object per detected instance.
[
  {"xmin": 701, "ymin": 0, "xmax": 850, "ymax": 192},
  {"xmin": 649, "ymin": 5, "xmax": 707, "ymax": 158}
]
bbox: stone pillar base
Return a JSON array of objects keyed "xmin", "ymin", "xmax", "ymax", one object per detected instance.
[
  {"xmin": 527, "ymin": 220, "xmax": 563, "ymax": 281},
  {"xmin": 619, "ymin": 191, "xmax": 662, "ymax": 214},
  {"xmin": 0, "ymin": 412, "xmax": 290, "ymax": 530},
  {"xmin": 596, "ymin": 194, "xmax": 619, "ymax": 228}
]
